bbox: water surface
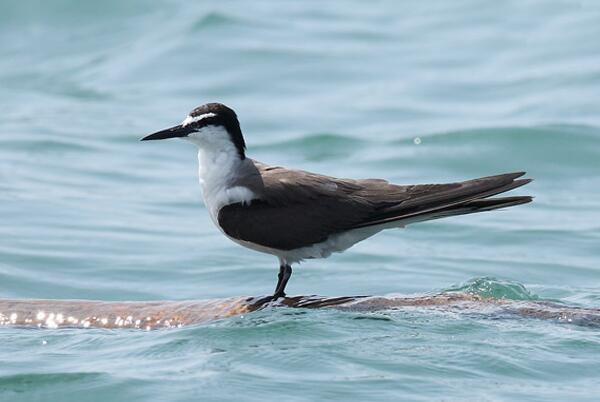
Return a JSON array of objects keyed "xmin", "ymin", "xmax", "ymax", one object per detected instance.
[{"xmin": 1, "ymin": 1, "xmax": 600, "ymax": 401}]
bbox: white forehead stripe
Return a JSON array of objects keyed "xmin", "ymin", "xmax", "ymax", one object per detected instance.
[{"xmin": 182, "ymin": 112, "xmax": 217, "ymax": 127}]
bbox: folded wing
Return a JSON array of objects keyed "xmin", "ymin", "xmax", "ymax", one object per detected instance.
[{"xmin": 217, "ymin": 163, "xmax": 532, "ymax": 250}]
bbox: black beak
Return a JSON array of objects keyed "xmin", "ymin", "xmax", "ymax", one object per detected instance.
[{"xmin": 140, "ymin": 124, "xmax": 196, "ymax": 141}]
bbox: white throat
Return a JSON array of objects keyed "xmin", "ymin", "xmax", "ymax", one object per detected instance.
[{"xmin": 185, "ymin": 125, "xmax": 255, "ymax": 224}]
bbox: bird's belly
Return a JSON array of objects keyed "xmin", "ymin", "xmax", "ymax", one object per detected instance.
[
  {"xmin": 223, "ymin": 226, "xmax": 383, "ymax": 265},
  {"xmin": 226, "ymin": 235, "xmax": 284, "ymax": 257}
]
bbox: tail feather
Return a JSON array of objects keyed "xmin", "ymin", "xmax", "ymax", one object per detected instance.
[
  {"xmin": 354, "ymin": 172, "xmax": 532, "ymax": 229},
  {"xmin": 459, "ymin": 196, "xmax": 533, "ymax": 211},
  {"xmin": 405, "ymin": 196, "xmax": 533, "ymax": 224}
]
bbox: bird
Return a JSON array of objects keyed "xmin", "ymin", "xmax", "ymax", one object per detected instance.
[{"xmin": 141, "ymin": 102, "xmax": 532, "ymax": 299}]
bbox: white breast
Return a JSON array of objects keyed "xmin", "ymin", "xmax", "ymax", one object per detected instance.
[{"xmin": 187, "ymin": 125, "xmax": 256, "ymax": 226}]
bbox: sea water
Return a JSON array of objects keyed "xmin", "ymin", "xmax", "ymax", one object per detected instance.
[{"xmin": 1, "ymin": 1, "xmax": 600, "ymax": 401}]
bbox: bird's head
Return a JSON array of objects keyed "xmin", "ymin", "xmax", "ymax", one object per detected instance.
[{"xmin": 141, "ymin": 102, "xmax": 246, "ymax": 159}]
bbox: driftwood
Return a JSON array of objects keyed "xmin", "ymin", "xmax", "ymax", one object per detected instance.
[{"xmin": 1, "ymin": 293, "xmax": 599, "ymax": 330}]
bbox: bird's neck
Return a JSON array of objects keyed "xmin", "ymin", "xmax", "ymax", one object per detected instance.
[
  {"xmin": 197, "ymin": 145, "xmax": 243, "ymax": 195},
  {"xmin": 196, "ymin": 141, "xmax": 257, "ymax": 224}
]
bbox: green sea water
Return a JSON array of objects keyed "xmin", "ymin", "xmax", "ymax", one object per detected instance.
[{"xmin": 1, "ymin": 1, "xmax": 600, "ymax": 400}]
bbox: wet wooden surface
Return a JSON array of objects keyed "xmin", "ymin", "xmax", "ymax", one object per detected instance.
[{"xmin": 1, "ymin": 293, "xmax": 599, "ymax": 329}]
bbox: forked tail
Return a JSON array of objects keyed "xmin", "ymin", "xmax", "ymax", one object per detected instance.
[{"xmin": 356, "ymin": 172, "xmax": 532, "ymax": 228}]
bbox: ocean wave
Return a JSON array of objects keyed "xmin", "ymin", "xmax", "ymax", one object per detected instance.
[{"xmin": 443, "ymin": 277, "xmax": 539, "ymax": 301}]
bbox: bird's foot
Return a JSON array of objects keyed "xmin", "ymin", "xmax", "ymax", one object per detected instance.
[
  {"xmin": 272, "ymin": 291, "xmax": 286, "ymax": 299},
  {"xmin": 248, "ymin": 295, "xmax": 275, "ymax": 309}
]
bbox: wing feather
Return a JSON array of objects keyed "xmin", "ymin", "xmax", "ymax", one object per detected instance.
[{"xmin": 217, "ymin": 161, "xmax": 531, "ymax": 250}]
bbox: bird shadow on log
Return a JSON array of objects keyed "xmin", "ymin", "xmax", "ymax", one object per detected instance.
[{"xmin": 1, "ymin": 293, "xmax": 599, "ymax": 330}]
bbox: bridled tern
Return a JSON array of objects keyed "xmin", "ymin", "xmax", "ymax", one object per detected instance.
[{"xmin": 141, "ymin": 103, "xmax": 532, "ymax": 299}]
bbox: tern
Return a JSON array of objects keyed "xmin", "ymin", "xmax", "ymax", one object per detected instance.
[{"xmin": 142, "ymin": 103, "xmax": 532, "ymax": 299}]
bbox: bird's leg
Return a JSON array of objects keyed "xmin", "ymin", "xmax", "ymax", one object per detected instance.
[
  {"xmin": 273, "ymin": 264, "xmax": 292, "ymax": 299},
  {"xmin": 274, "ymin": 264, "xmax": 285, "ymax": 295}
]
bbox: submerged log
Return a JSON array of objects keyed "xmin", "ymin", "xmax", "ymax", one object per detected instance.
[{"xmin": 1, "ymin": 293, "xmax": 599, "ymax": 330}]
